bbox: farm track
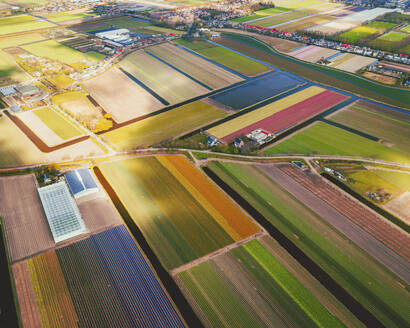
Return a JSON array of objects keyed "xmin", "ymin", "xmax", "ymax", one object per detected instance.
[
  {"xmin": 202, "ymin": 166, "xmax": 386, "ymax": 328},
  {"xmin": 5, "ymin": 110, "xmax": 89, "ymax": 152},
  {"xmin": 279, "ymin": 165, "xmax": 410, "ymax": 262}
]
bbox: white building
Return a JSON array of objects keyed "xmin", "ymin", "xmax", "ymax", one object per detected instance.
[
  {"xmin": 96, "ymin": 29, "xmax": 130, "ymax": 43},
  {"xmin": 38, "ymin": 181, "xmax": 87, "ymax": 243}
]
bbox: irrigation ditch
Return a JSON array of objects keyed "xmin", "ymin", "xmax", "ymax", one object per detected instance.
[
  {"xmin": 92, "ymin": 167, "xmax": 204, "ymax": 328},
  {"xmin": 202, "ymin": 166, "xmax": 386, "ymax": 328}
]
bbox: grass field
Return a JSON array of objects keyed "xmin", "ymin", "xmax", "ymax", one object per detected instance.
[
  {"xmin": 175, "ymin": 39, "xmax": 270, "ymax": 76},
  {"xmin": 328, "ymin": 101, "xmax": 410, "ymax": 154},
  {"xmin": 329, "ymin": 166, "xmax": 408, "ymax": 202},
  {"xmin": 264, "ymin": 121, "xmax": 410, "ymax": 163},
  {"xmin": 378, "ymin": 31, "xmax": 408, "ymax": 41},
  {"xmin": 206, "ymin": 161, "xmax": 409, "ymax": 328},
  {"xmin": 340, "ymin": 21, "xmax": 396, "ymax": 42},
  {"xmin": 47, "ymin": 75, "xmax": 74, "ymax": 90},
  {"xmin": 178, "ymin": 239, "xmax": 344, "ymax": 328},
  {"xmin": 147, "ymin": 43, "xmax": 243, "ymax": 89},
  {"xmin": 217, "ymin": 33, "xmax": 410, "ymax": 108},
  {"xmin": 21, "ymin": 40, "xmax": 105, "ymax": 64},
  {"xmin": 120, "ymin": 50, "xmax": 208, "ymax": 104},
  {"xmin": 99, "ymin": 156, "xmax": 259, "ymax": 269},
  {"xmin": 255, "ymin": 10, "xmax": 310, "ymax": 27},
  {"xmin": 33, "ymin": 107, "xmax": 83, "ymax": 140},
  {"xmin": 0, "ymin": 15, "xmax": 54, "ymax": 35},
  {"xmin": 0, "ymin": 115, "xmax": 43, "ymax": 166},
  {"xmin": 280, "ymin": 15, "xmax": 334, "ymax": 32},
  {"xmin": 402, "ymin": 25, "xmax": 410, "ymax": 33},
  {"xmin": 231, "ymin": 7, "xmax": 289, "ymax": 23},
  {"xmin": 44, "ymin": 11, "xmax": 95, "ymax": 23},
  {"xmin": 0, "ymin": 0, "xmax": 49, "ymax": 7},
  {"xmin": 103, "ymin": 100, "xmax": 226, "ymax": 149},
  {"xmin": 0, "ymin": 32, "xmax": 45, "ymax": 48},
  {"xmin": 0, "ymin": 49, "xmax": 28, "ymax": 85}
]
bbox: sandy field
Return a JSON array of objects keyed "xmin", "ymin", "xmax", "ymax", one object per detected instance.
[
  {"xmin": 312, "ymin": 18, "xmax": 361, "ymax": 34},
  {"xmin": 363, "ymin": 72, "xmax": 397, "ymax": 85},
  {"xmin": 83, "ymin": 67, "xmax": 164, "ymax": 123},
  {"xmin": 0, "ymin": 174, "xmax": 54, "ymax": 262},
  {"xmin": 289, "ymin": 45, "xmax": 339, "ymax": 63},
  {"xmin": 384, "ymin": 192, "xmax": 410, "ymax": 225},
  {"xmin": 333, "ymin": 55, "xmax": 377, "ymax": 72},
  {"xmin": 17, "ymin": 110, "xmax": 63, "ymax": 147}
]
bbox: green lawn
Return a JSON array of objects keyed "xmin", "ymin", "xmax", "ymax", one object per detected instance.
[
  {"xmin": 174, "ymin": 39, "xmax": 269, "ymax": 76},
  {"xmin": 34, "ymin": 107, "xmax": 83, "ymax": 140},
  {"xmin": 264, "ymin": 121, "xmax": 410, "ymax": 163},
  {"xmin": 0, "ymin": 33, "xmax": 45, "ymax": 49},
  {"xmin": 231, "ymin": 7, "xmax": 289, "ymax": 23},
  {"xmin": 0, "ymin": 15, "xmax": 54, "ymax": 35},
  {"xmin": 370, "ymin": 169, "xmax": 410, "ymax": 192},
  {"xmin": 379, "ymin": 31, "xmax": 408, "ymax": 41},
  {"xmin": 206, "ymin": 161, "xmax": 409, "ymax": 328},
  {"xmin": 103, "ymin": 101, "xmax": 226, "ymax": 150},
  {"xmin": 21, "ymin": 40, "xmax": 104, "ymax": 64},
  {"xmin": 44, "ymin": 12, "xmax": 95, "ymax": 23},
  {"xmin": 0, "ymin": 50, "xmax": 28, "ymax": 85}
]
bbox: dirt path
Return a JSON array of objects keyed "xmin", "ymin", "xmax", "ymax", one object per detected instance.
[{"xmin": 169, "ymin": 231, "xmax": 266, "ymax": 275}]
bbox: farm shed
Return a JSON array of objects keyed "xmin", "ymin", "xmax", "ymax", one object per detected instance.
[{"xmin": 38, "ymin": 181, "xmax": 87, "ymax": 243}]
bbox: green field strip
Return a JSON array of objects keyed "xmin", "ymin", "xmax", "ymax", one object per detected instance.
[
  {"xmin": 206, "ymin": 161, "xmax": 410, "ymax": 328},
  {"xmin": 34, "ymin": 107, "xmax": 83, "ymax": 140},
  {"xmin": 103, "ymin": 100, "xmax": 226, "ymax": 150},
  {"xmin": 178, "ymin": 262, "xmax": 263, "ymax": 328},
  {"xmin": 175, "ymin": 39, "xmax": 270, "ymax": 76},
  {"xmin": 243, "ymin": 240, "xmax": 345, "ymax": 328},
  {"xmin": 264, "ymin": 121, "xmax": 410, "ymax": 163}
]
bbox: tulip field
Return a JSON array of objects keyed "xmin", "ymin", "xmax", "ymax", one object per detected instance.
[
  {"xmin": 176, "ymin": 238, "xmax": 345, "ymax": 328},
  {"xmin": 207, "ymin": 86, "xmax": 348, "ymax": 142},
  {"xmin": 12, "ymin": 225, "xmax": 186, "ymax": 328},
  {"xmin": 98, "ymin": 156, "xmax": 260, "ymax": 270}
]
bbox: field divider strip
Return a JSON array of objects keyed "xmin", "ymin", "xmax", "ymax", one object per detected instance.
[
  {"xmin": 118, "ymin": 67, "xmax": 170, "ymax": 106},
  {"xmin": 169, "ymin": 231, "xmax": 266, "ymax": 276},
  {"xmin": 175, "ymin": 44, "xmax": 249, "ymax": 79},
  {"xmin": 145, "ymin": 51, "xmax": 213, "ymax": 91}
]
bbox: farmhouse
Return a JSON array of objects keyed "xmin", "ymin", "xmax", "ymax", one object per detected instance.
[
  {"xmin": 246, "ymin": 129, "xmax": 273, "ymax": 145},
  {"xmin": 37, "ymin": 181, "xmax": 87, "ymax": 243},
  {"xmin": 65, "ymin": 168, "xmax": 98, "ymax": 198}
]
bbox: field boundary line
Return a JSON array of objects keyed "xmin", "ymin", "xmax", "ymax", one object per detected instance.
[{"xmin": 169, "ymin": 231, "xmax": 267, "ymax": 275}]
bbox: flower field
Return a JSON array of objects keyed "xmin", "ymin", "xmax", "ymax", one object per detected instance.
[
  {"xmin": 12, "ymin": 225, "xmax": 186, "ymax": 327},
  {"xmin": 206, "ymin": 161, "xmax": 410, "ymax": 328},
  {"xmin": 147, "ymin": 43, "xmax": 243, "ymax": 90},
  {"xmin": 176, "ymin": 238, "xmax": 345, "ymax": 328},
  {"xmin": 98, "ymin": 156, "xmax": 259, "ymax": 269},
  {"xmin": 175, "ymin": 39, "xmax": 270, "ymax": 76},
  {"xmin": 119, "ymin": 50, "xmax": 209, "ymax": 104},
  {"xmin": 209, "ymin": 70, "xmax": 304, "ymax": 110},
  {"xmin": 207, "ymin": 86, "xmax": 348, "ymax": 142}
]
